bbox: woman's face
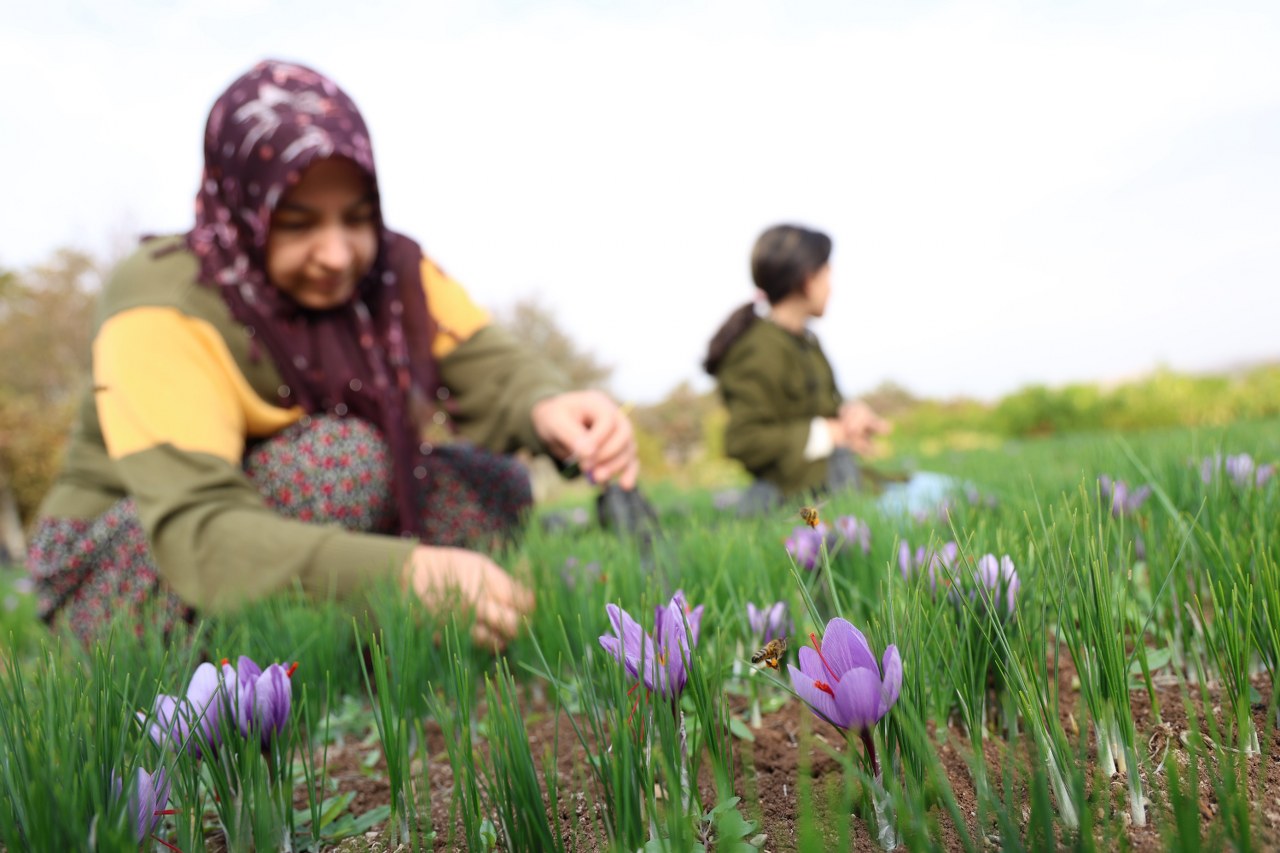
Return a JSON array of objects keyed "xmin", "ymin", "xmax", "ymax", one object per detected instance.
[{"xmin": 266, "ymin": 157, "xmax": 378, "ymax": 310}]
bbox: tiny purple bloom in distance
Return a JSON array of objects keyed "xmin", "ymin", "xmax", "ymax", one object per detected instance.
[
  {"xmin": 785, "ymin": 525, "xmax": 824, "ymax": 570},
  {"xmin": 834, "ymin": 515, "xmax": 872, "ymax": 555},
  {"xmin": 974, "ymin": 554, "xmax": 1019, "ymax": 619},
  {"xmin": 1198, "ymin": 453, "xmax": 1276, "ymax": 489},
  {"xmin": 1098, "ymin": 475, "xmax": 1152, "ymax": 517},
  {"xmin": 746, "ymin": 600, "xmax": 791, "ymax": 644},
  {"xmin": 898, "ymin": 541, "xmax": 958, "ymax": 590}
]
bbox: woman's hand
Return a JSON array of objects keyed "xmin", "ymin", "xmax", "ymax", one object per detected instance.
[
  {"xmin": 402, "ymin": 545, "xmax": 534, "ymax": 650},
  {"xmin": 531, "ymin": 390, "xmax": 640, "ymax": 489},
  {"xmin": 838, "ymin": 401, "xmax": 891, "ymax": 456}
]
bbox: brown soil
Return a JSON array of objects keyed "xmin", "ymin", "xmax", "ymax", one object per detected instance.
[{"xmin": 200, "ymin": 658, "xmax": 1279, "ymax": 853}]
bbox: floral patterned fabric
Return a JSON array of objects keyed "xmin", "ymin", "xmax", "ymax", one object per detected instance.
[{"xmin": 27, "ymin": 415, "xmax": 530, "ymax": 644}]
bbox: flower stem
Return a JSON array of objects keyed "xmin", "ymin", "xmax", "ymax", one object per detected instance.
[
  {"xmin": 860, "ymin": 728, "xmax": 880, "ymax": 780},
  {"xmin": 860, "ymin": 729, "xmax": 899, "ymax": 850}
]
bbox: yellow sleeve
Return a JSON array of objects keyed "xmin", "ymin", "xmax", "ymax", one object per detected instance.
[
  {"xmin": 421, "ymin": 257, "xmax": 491, "ymax": 360},
  {"xmin": 94, "ymin": 307, "xmax": 301, "ymax": 462}
]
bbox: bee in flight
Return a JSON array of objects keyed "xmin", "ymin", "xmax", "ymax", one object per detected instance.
[
  {"xmin": 751, "ymin": 637, "xmax": 788, "ymax": 670},
  {"xmin": 797, "ymin": 500, "xmax": 827, "ymax": 528}
]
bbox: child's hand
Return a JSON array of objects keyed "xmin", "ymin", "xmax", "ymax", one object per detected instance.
[{"xmin": 838, "ymin": 401, "xmax": 891, "ymax": 456}]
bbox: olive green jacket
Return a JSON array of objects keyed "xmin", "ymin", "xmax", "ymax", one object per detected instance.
[{"xmin": 713, "ymin": 319, "xmax": 842, "ymax": 496}]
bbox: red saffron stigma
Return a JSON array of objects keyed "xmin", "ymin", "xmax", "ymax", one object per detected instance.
[
  {"xmin": 626, "ymin": 681, "xmax": 649, "ymax": 732},
  {"xmin": 814, "ymin": 680, "xmax": 836, "ymax": 697},
  {"xmin": 286, "ymin": 662, "xmax": 299, "ymax": 678},
  {"xmin": 220, "ymin": 658, "xmax": 229, "ymax": 667},
  {"xmin": 809, "ymin": 632, "xmax": 840, "ymax": 682}
]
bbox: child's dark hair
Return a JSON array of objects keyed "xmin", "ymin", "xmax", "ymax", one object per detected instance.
[{"xmin": 703, "ymin": 224, "xmax": 832, "ymax": 375}]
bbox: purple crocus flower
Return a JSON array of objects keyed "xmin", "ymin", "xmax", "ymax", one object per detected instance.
[
  {"xmin": 785, "ymin": 525, "xmax": 825, "ymax": 570},
  {"xmin": 599, "ymin": 590, "xmax": 703, "ymax": 699},
  {"xmin": 219, "ymin": 656, "xmax": 295, "ymax": 748},
  {"xmin": 746, "ymin": 601, "xmax": 791, "ymax": 644},
  {"xmin": 788, "ymin": 617, "xmax": 901, "ymax": 734},
  {"xmin": 898, "ymin": 540, "xmax": 959, "ymax": 588},
  {"xmin": 561, "ymin": 556, "xmax": 604, "ymax": 590},
  {"xmin": 1200, "ymin": 453, "xmax": 1276, "ymax": 488},
  {"xmin": 833, "ymin": 515, "xmax": 871, "ymax": 555},
  {"xmin": 1260, "ymin": 463, "xmax": 1278, "ymax": 488},
  {"xmin": 111, "ymin": 767, "xmax": 170, "ymax": 842},
  {"xmin": 973, "ymin": 554, "xmax": 1019, "ymax": 619},
  {"xmin": 1225, "ymin": 454, "xmax": 1255, "ymax": 487},
  {"xmin": 965, "ymin": 487, "xmax": 998, "ymax": 509},
  {"xmin": 1098, "ymin": 475, "xmax": 1151, "ymax": 517},
  {"xmin": 141, "ymin": 662, "xmax": 223, "ymax": 757},
  {"xmin": 1223, "ymin": 454, "xmax": 1276, "ymax": 488}
]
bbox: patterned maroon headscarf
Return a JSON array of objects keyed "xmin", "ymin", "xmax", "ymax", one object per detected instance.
[{"xmin": 185, "ymin": 59, "xmax": 438, "ymax": 538}]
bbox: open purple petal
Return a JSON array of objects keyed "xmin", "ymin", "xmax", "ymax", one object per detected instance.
[
  {"xmin": 834, "ymin": 666, "xmax": 885, "ymax": 731},
  {"xmin": 816, "ymin": 618, "xmax": 877, "ymax": 678},
  {"xmin": 684, "ymin": 604, "xmax": 704, "ymax": 647},
  {"xmin": 788, "ymin": 663, "xmax": 849, "ymax": 729},
  {"xmin": 598, "ymin": 635, "xmax": 623, "ymax": 664},
  {"xmin": 220, "ymin": 659, "xmax": 254, "ymax": 737},
  {"xmin": 878, "ymin": 645, "xmax": 903, "ymax": 717},
  {"xmin": 897, "ymin": 541, "xmax": 912, "ymax": 579},
  {"xmin": 606, "ymin": 604, "xmax": 645, "ymax": 653},
  {"xmin": 253, "ymin": 664, "xmax": 292, "ymax": 745},
  {"xmin": 146, "ymin": 695, "xmax": 188, "ymax": 750},
  {"xmin": 656, "ymin": 600, "xmax": 692, "ymax": 697},
  {"xmin": 186, "ymin": 662, "xmax": 223, "ymax": 748},
  {"xmin": 765, "ymin": 601, "xmax": 789, "ymax": 642},
  {"xmin": 601, "ymin": 605, "xmax": 657, "ymax": 688},
  {"xmin": 129, "ymin": 767, "xmax": 169, "ymax": 841},
  {"xmin": 796, "ymin": 644, "xmax": 833, "ymax": 683}
]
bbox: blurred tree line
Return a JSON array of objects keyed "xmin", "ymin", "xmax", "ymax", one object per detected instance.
[
  {"xmin": 0, "ymin": 250, "xmax": 101, "ymax": 559},
  {"xmin": 2, "ymin": 244, "xmax": 1277, "ymax": 554},
  {"xmin": 870, "ymin": 365, "xmax": 1280, "ymax": 459}
]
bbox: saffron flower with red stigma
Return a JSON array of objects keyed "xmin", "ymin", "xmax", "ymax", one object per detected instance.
[
  {"xmin": 141, "ymin": 662, "xmax": 223, "ymax": 757},
  {"xmin": 219, "ymin": 655, "xmax": 297, "ymax": 748},
  {"xmin": 599, "ymin": 590, "xmax": 703, "ymax": 699},
  {"xmin": 785, "ymin": 525, "xmax": 825, "ymax": 570},
  {"xmin": 111, "ymin": 767, "xmax": 171, "ymax": 843},
  {"xmin": 788, "ymin": 618, "xmax": 901, "ymax": 735},
  {"xmin": 746, "ymin": 600, "xmax": 791, "ymax": 644}
]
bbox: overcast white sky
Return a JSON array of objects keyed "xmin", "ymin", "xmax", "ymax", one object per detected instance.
[{"xmin": 2, "ymin": 0, "xmax": 1277, "ymax": 404}]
